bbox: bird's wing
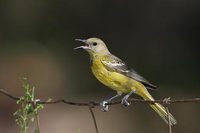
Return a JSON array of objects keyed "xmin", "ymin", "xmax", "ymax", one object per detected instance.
[{"xmin": 101, "ymin": 55, "xmax": 157, "ymax": 90}]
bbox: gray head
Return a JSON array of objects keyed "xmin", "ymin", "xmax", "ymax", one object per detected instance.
[{"xmin": 74, "ymin": 38, "xmax": 110, "ymax": 56}]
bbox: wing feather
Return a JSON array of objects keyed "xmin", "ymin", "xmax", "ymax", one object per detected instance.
[{"xmin": 101, "ymin": 55, "xmax": 157, "ymax": 90}]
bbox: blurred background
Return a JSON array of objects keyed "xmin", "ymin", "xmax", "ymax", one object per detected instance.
[{"xmin": 0, "ymin": 0, "xmax": 200, "ymax": 133}]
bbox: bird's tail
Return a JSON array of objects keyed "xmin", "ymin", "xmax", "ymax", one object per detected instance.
[{"xmin": 140, "ymin": 90, "xmax": 177, "ymax": 125}]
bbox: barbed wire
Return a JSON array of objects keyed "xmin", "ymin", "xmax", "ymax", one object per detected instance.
[
  {"xmin": 1, "ymin": 89, "xmax": 200, "ymax": 106},
  {"xmin": 1, "ymin": 88, "xmax": 200, "ymax": 133}
]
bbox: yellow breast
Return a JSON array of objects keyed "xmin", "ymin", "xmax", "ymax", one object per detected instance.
[{"xmin": 91, "ymin": 57, "xmax": 132, "ymax": 93}]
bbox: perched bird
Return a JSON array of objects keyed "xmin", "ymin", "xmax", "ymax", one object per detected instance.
[{"xmin": 74, "ymin": 37, "xmax": 177, "ymax": 125}]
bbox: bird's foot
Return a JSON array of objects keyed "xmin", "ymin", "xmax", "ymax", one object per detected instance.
[
  {"xmin": 121, "ymin": 97, "xmax": 130, "ymax": 107},
  {"xmin": 100, "ymin": 101, "xmax": 109, "ymax": 112}
]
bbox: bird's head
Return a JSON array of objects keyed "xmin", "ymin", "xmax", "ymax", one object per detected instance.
[{"xmin": 74, "ymin": 38, "xmax": 110, "ymax": 56}]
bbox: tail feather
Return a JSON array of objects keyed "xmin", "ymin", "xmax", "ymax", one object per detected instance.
[
  {"xmin": 150, "ymin": 103, "xmax": 177, "ymax": 125},
  {"xmin": 141, "ymin": 90, "xmax": 177, "ymax": 125}
]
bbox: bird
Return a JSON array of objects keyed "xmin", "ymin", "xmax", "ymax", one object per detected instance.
[{"xmin": 74, "ymin": 37, "xmax": 177, "ymax": 125}]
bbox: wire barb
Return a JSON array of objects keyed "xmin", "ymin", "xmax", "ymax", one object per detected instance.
[
  {"xmin": 166, "ymin": 107, "xmax": 172, "ymax": 133},
  {"xmin": 163, "ymin": 97, "xmax": 171, "ymax": 104}
]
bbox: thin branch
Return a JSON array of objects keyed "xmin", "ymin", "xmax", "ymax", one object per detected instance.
[
  {"xmin": 89, "ymin": 104, "xmax": 99, "ymax": 133},
  {"xmin": 0, "ymin": 89, "xmax": 19, "ymax": 100},
  {"xmin": 1, "ymin": 89, "xmax": 200, "ymax": 106}
]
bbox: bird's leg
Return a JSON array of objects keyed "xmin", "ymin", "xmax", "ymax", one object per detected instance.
[
  {"xmin": 100, "ymin": 93, "xmax": 122, "ymax": 112},
  {"xmin": 121, "ymin": 90, "xmax": 135, "ymax": 106}
]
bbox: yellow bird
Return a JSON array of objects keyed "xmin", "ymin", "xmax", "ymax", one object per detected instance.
[{"xmin": 75, "ymin": 37, "xmax": 177, "ymax": 125}]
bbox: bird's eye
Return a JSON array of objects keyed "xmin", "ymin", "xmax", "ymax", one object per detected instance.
[{"xmin": 92, "ymin": 42, "xmax": 97, "ymax": 46}]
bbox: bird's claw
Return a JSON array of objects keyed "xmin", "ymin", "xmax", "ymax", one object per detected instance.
[
  {"xmin": 100, "ymin": 101, "xmax": 109, "ymax": 112},
  {"xmin": 121, "ymin": 98, "xmax": 130, "ymax": 106}
]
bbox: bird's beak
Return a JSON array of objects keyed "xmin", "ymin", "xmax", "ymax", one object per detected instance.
[{"xmin": 74, "ymin": 39, "xmax": 89, "ymax": 50}]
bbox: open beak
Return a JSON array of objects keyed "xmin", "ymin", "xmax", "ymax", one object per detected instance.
[{"xmin": 74, "ymin": 39, "xmax": 89, "ymax": 50}]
